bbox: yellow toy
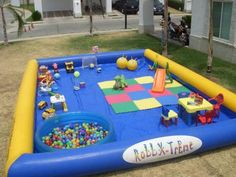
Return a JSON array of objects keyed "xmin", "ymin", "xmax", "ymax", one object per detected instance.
[
  {"xmin": 116, "ymin": 57, "xmax": 128, "ymax": 69},
  {"xmin": 127, "ymin": 58, "xmax": 138, "ymax": 71}
]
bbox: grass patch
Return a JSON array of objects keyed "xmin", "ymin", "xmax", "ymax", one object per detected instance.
[{"xmin": 67, "ymin": 32, "xmax": 162, "ymax": 53}]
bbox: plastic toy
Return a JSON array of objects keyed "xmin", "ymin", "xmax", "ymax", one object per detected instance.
[
  {"xmin": 51, "ymin": 83, "xmax": 59, "ymax": 91},
  {"xmin": 127, "ymin": 58, "xmax": 138, "ymax": 71},
  {"xmin": 97, "ymin": 67, "xmax": 102, "ymax": 73},
  {"xmin": 152, "ymin": 68, "xmax": 166, "ymax": 93},
  {"xmin": 39, "ymin": 65, "xmax": 48, "ymax": 74},
  {"xmin": 54, "ymin": 73, "xmax": 60, "ymax": 80},
  {"xmin": 148, "ymin": 61, "xmax": 158, "ymax": 70},
  {"xmin": 178, "ymin": 91, "xmax": 190, "ymax": 98},
  {"xmin": 65, "ymin": 62, "xmax": 74, "ymax": 73},
  {"xmin": 79, "ymin": 82, "xmax": 86, "ymax": 88},
  {"xmin": 74, "ymin": 71, "xmax": 80, "ymax": 78},
  {"xmin": 188, "ymin": 92, "xmax": 203, "ymax": 105},
  {"xmin": 42, "ymin": 108, "xmax": 55, "ymax": 120},
  {"xmin": 38, "ymin": 65, "xmax": 49, "ymax": 81},
  {"xmin": 209, "ymin": 93, "xmax": 224, "ymax": 118},
  {"xmin": 116, "ymin": 56, "xmax": 128, "ymax": 69},
  {"xmin": 161, "ymin": 106, "xmax": 178, "ymax": 127},
  {"xmin": 52, "ymin": 63, "xmax": 59, "ymax": 73},
  {"xmin": 196, "ymin": 110, "xmax": 216, "ymax": 126},
  {"xmin": 89, "ymin": 63, "xmax": 95, "ymax": 69},
  {"xmin": 39, "ymin": 85, "xmax": 52, "ymax": 93},
  {"xmin": 50, "ymin": 94, "xmax": 68, "ymax": 112},
  {"xmin": 38, "ymin": 101, "xmax": 48, "ymax": 110},
  {"xmin": 40, "ymin": 71, "xmax": 54, "ymax": 87},
  {"xmin": 166, "ymin": 62, "xmax": 173, "ymax": 83},
  {"xmin": 113, "ymin": 75, "xmax": 128, "ymax": 90},
  {"xmin": 92, "ymin": 46, "xmax": 99, "ymax": 53}
]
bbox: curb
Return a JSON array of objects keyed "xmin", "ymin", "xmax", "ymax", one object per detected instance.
[{"xmin": 0, "ymin": 29, "xmax": 138, "ymax": 44}]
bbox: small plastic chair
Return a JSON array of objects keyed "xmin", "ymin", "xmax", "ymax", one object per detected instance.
[
  {"xmin": 208, "ymin": 93, "xmax": 224, "ymax": 118},
  {"xmin": 161, "ymin": 106, "xmax": 178, "ymax": 127},
  {"xmin": 196, "ymin": 110, "xmax": 215, "ymax": 126}
]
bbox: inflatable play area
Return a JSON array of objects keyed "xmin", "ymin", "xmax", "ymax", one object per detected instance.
[{"xmin": 6, "ymin": 49, "xmax": 236, "ymax": 177}]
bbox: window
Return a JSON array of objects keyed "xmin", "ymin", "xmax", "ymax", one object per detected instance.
[{"xmin": 213, "ymin": 1, "xmax": 233, "ymax": 40}]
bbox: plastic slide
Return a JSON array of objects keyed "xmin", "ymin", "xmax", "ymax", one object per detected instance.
[{"xmin": 152, "ymin": 68, "xmax": 166, "ymax": 93}]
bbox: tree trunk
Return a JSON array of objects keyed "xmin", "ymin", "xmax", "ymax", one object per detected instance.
[
  {"xmin": 162, "ymin": 0, "xmax": 168, "ymax": 56},
  {"xmin": 207, "ymin": 0, "xmax": 213, "ymax": 73},
  {"xmin": 89, "ymin": 0, "xmax": 93, "ymax": 35},
  {"xmin": 0, "ymin": 6, "xmax": 8, "ymax": 45}
]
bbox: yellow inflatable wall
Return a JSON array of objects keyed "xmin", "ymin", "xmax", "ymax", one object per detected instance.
[
  {"xmin": 5, "ymin": 60, "xmax": 38, "ymax": 175},
  {"xmin": 144, "ymin": 49, "xmax": 236, "ymax": 112}
]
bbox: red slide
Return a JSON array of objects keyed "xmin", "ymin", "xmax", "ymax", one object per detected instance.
[{"xmin": 152, "ymin": 69, "xmax": 166, "ymax": 93}]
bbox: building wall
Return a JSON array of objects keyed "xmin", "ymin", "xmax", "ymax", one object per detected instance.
[
  {"xmin": 11, "ymin": 0, "xmax": 20, "ymax": 6},
  {"xmin": 42, "ymin": 0, "xmax": 73, "ymax": 11},
  {"xmin": 190, "ymin": 0, "xmax": 236, "ymax": 63}
]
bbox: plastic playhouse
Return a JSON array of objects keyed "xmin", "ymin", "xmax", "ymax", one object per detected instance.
[{"xmin": 5, "ymin": 49, "xmax": 236, "ymax": 177}]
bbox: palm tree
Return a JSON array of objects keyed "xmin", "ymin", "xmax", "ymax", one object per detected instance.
[
  {"xmin": 207, "ymin": 0, "xmax": 213, "ymax": 73},
  {"xmin": 0, "ymin": 0, "xmax": 24, "ymax": 45},
  {"xmin": 162, "ymin": 0, "xmax": 168, "ymax": 56}
]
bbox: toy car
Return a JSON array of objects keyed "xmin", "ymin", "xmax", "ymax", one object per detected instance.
[
  {"xmin": 38, "ymin": 101, "xmax": 48, "ymax": 110},
  {"xmin": 42, "ymin": 108, "xmax": 55, "ymax": 120},
  {"xmin": 65, "ymin": 61, "xmax": 74, "ymax": 73}
]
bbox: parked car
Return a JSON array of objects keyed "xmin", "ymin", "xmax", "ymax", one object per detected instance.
[
  {"xmin": 113, "ymin": 0, "xmax": 139, "ymax": 14},
  {"xmin": 114, "ymin": 0, "xmax": 164, "ymax": 15},
  {"xmin": 153, "ymin": 0, "xmax": 164, "ymax": 15}
]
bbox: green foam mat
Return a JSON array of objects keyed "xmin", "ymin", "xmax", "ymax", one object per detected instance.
[
  {"xmin": 167, "ymin": 86, "xmax": 190, "ymax": 95},
  {"xmin": 102, "ymin": 88, "xmax": 125, "ymax": 95},
  {"xmin": 111, "ymin": 101, "xmax": 139, "ymax": 113},
  {"xmin": 125, "ymin": 79, "xmax": 138, "ymax": 85}
]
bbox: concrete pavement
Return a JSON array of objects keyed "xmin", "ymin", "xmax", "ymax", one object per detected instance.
[{"xmin": 0, "ymin": 10, "xmax": 184, "ymax": 42}]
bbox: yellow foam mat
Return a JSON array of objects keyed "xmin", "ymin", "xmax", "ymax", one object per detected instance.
[
  {"xmin": 134, "ymin": 98, "xmax": 162, "ymax": 110},
  {"xmin": 135, "ymin": 76, "xmax": 154, "ymax": 84},
  {"xmin": 98, "ymin": 81, "xmax": 115, "ymax": 89},
  {"xmin": 165, "ymin": 80, "xmax": 182, "ymax": 88}
]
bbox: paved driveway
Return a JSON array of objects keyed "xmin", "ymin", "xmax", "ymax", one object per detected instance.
[{"xmin": 0, "ymin": 11, "xmax": 184, "ymax": 42}]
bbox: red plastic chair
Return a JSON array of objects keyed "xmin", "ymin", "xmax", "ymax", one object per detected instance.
[
  {"xmin": 196, "ymin": 110, "xmax": 215, "ymax": 126},
  {"xmin": 209, "ymin": 93, "xmax": 224, "ymax": 118}
]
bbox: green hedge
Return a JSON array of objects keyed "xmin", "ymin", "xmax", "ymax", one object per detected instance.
[
  {"xmin": 168, "ymin": 0, "xmax": 184, "ymax": 11},
  {"xmin": 182, "ymin": 15, "xmax": 191, "ymax": 28},
  {"xmin": 31, "ymin": 11, "xmax": 42, "ymax": 21}
]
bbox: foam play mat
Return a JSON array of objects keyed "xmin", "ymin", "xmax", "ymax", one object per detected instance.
[{"xmin": 98, "ymin": 76, "xmax": 184, "ymax": 113}]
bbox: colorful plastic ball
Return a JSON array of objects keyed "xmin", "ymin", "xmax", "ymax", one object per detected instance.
[
  {"xmin": 116, "ymin": 57, "xmax": 128, "ymax": 69},
  {"xmin": 127, "ymin": 59, "xmax": 138, "ymax": 71},
  {"xmin": 41, "ymin": 122, "xmax": 108, "ymax": 150},
  {"xmin": 74, "ymin": 71, "xmax": 80, "ymax": 78},
  {"xmin": 97, "ymin": 67, "xmax": 102, "ymax": 73},
  {"xmin": 89, "ymin": 63, "xmax": 95, "ymax": 69},
  {"xmin": 54, "ymin": 73, "xmax": 60, "ymax": 79}
]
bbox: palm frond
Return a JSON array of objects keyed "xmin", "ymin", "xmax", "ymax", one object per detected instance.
[
  {"xmin": 0, "ymin": 0, "xmax": 8, "ymax": 7},
  {"xmin": 5, "ymin": 5, "xmax": 25, "ymax": 36}
]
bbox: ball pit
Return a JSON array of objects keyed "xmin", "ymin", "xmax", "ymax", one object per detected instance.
[
  {"xmin": 35, "ymin": 112, "xmax": 115, "ymax": 152},
  {"xmin": 42, "ymin": 122, "xmax": 109, "ymax": 149}
]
